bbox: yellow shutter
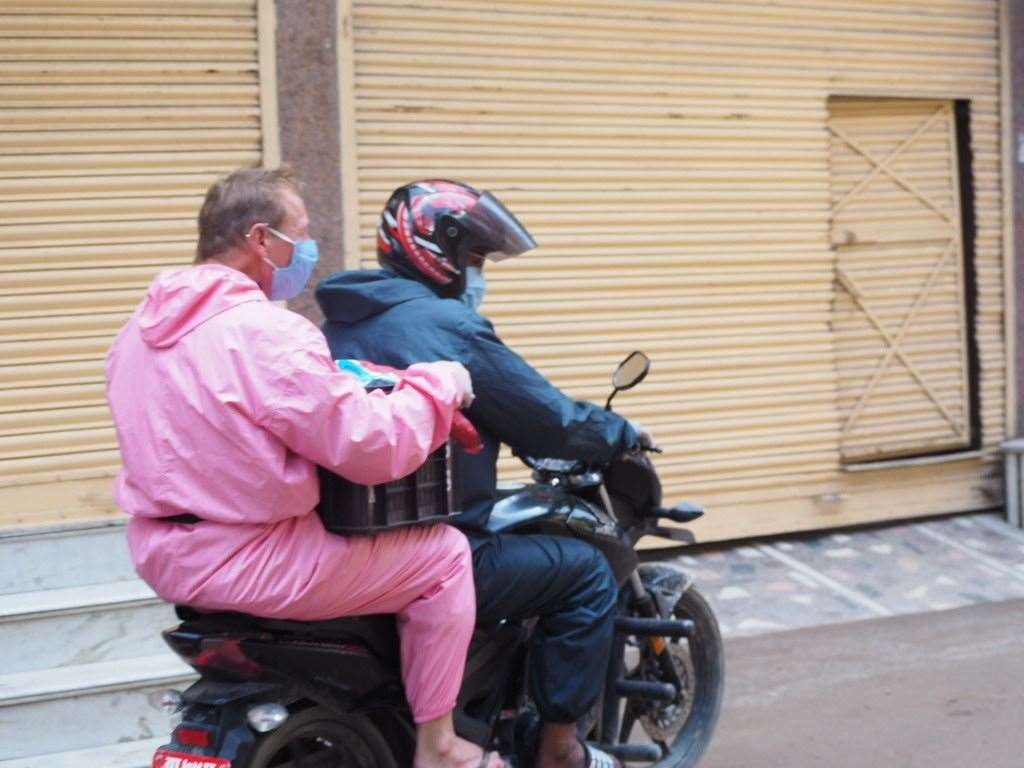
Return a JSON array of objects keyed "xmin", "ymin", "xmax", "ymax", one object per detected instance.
[
  {"xmin": 0, "ymin": 0, "xmax": 269, "ymax": 527},
  {"xmin": 346, "ymin": 0, "xmax": 845, "ymax": 520},
  {"xmin": 829, "ymin": 98, "xmax": 972, "ymax": 462},
  {"xmin": 344, "ymin": 0, "xmax": 1005, "ymax": 541}
]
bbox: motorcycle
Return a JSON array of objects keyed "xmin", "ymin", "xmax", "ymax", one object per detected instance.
[{"xmin": 150, "ymin": 351, "xmax": 724, "ymax": 768}]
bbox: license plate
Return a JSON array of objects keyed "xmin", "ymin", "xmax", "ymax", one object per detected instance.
[{"xmin": 152, "ymin": 749, "xmax": 232, "ymax": 768}]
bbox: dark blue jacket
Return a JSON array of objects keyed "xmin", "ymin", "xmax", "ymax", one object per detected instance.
[{"xmin": 315, "ymin": 270, "xmax": 636, "ymax": 530}]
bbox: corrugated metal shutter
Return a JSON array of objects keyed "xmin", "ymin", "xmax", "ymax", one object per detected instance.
[
  {"xmin": 829, "ymin": 98, "xmax": 972, "ymax": 462},
  {"xmin": 0, "ymin": 0, "xmax": 266, "ymax": 527},
  {"xmin": 344, "ymin": 0, "xmax": 1005, "ymax": 541}
]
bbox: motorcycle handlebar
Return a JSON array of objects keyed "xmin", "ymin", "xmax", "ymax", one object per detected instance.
[{"xmin": 523, "ymin": 443, "xmax": 662, "ymax": 474}]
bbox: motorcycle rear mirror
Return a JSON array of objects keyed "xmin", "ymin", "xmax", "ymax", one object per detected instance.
[
  {"xmin": 612, "ymin": 351, "xmax": 650, "ymax": 391},
  {"xmin": 606, "ymin": 351, "xmax": 650, "ymax": 410}
]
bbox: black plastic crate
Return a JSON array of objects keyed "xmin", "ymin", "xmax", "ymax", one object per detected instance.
[{"xmin": 317, "ymin": 443, "xmax": 460, "ymax": 534}]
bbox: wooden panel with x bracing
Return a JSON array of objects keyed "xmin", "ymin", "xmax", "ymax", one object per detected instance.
[{"xmin": 828, "ymin": 98, "xmax": 971, "ymax": 463}]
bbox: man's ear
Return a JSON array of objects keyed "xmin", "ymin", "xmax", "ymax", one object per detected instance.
[{"xmin": 245, "ymin": 222, "xmax": 269, "ymax": 251}]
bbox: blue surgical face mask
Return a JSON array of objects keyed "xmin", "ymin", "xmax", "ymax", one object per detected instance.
[
  {"xmin": 265, "ymin": 227, "xmax": 319, "ymax": 301},
  {"xmin": 460, "ymin": 265, "xmax": 486, "ymax": 312}
]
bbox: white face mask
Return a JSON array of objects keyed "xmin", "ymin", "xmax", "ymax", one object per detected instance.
[{"xmin": 460, "ymin": 265, "xmax": 487, "ymax": 312}]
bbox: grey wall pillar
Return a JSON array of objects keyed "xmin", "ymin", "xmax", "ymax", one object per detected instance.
[
  {"xmin": 275, "ymin": 0, "xmax": 345, "ymax": 325},
  {"xmin": 1012, "ymin": 1, "xmax": 1024, "ymax": 436}
]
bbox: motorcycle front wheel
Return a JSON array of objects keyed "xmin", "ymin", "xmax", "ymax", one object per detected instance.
[
  {"xmin": 246, "ymin": 706, "xmax": 397, "ymax": 768},
  {"xmin": 624, "ymin": 569, "xmax": 725, "ymax": 768}
]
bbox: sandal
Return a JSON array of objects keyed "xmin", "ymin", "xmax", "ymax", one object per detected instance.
[
  {"xmin": 515, "ymin": 720, "xmax": 620, "ymax": 768},
  {"xmin": 580, "ymin": 742, "xmax": 619, "ymax": 768}
]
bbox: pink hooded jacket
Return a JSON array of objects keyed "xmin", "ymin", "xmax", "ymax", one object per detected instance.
[{"xmin": 106, "ymin": 263, "xmax": 467, "ymax": 618}]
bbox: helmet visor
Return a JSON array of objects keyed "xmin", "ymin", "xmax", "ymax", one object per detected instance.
[{"xmin": 461, "ymin": 191, "xmax": 537, "ymax": 262}]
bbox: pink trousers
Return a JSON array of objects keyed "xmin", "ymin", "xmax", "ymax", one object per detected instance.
[
  {"xmin": 326, "ymin": 524, "xmax": 476, "ymax": 723},
  {"xmin": 129, "ymin": 517, "xmax": 476, "ymax": 725}
]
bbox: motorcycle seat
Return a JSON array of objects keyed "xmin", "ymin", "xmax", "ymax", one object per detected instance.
[{"xmin": 173, "ymin": 605, "xmax": 399, "ymax": 657}]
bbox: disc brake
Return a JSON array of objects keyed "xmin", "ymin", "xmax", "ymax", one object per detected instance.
[{"xmin": 638, "ymin": 641, "xmax": 696, "ymax": 743}]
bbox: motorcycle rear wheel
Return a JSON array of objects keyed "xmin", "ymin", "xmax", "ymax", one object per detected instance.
[
  {"xmin": 247, "ymin": 706, "xmax": 397, "ymax": 768},
  {"xmin": 627, "ymin": 574, "xmax": 725, "ymax": 768}
]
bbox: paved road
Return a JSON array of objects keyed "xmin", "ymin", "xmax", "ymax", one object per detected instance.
[{"xmin": 699, "ymin": 599, "xmax": 1024, "ymax": 768}]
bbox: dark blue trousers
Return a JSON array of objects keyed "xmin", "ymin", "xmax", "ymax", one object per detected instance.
[{"xmin": 466, "ymin": 532, "xmax": 619, "ymax": 724}]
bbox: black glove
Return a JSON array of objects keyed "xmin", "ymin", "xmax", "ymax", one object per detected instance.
[{"xmin": 628, "ymin": 420, "xmax": 660, "ymax": 452}]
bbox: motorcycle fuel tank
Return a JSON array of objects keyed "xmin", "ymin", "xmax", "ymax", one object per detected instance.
[
  {"xmin": 484, "ymin": 483, "xmax": 638, "ymax": 582},
  {"xmin": 486, "ymin": 483, "xmax": 584, "ymax": 533}
]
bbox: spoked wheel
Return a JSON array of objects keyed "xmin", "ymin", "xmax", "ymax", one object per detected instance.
[
  {"xmin": 248, "ymin": 707, "xmax": 397, "ymax": 768},
  {"xmin": 620, "ymin": 566, "xmax": 724, "ymax": 768}
]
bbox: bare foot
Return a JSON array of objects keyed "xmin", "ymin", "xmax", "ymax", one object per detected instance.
[
  {"xmin": 536, "ymin": 737, "xmax": 586, "ymax": 768},
  {"xmin": 536, "ymin": 723, "xmax": 622, "ymax": 768},
  {"xmin": 414, "ymin": 734, "xmax": 506, "ymax": 768}
]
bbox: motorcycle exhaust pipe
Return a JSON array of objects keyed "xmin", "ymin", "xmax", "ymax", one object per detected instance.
[
  {"xmin": 614, "ymin": 679, "xmax": 677, "ymax": 701},
  {"xmin": 614, "ymin": 616, "xmax": 695, "ymax": 637}
]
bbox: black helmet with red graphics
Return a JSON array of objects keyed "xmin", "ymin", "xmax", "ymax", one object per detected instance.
[{"xmin": 376, "ymin": 180, "xmax": 537, "ymax": 297}]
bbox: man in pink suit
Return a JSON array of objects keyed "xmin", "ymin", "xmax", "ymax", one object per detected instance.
[{"xmin": 105, "ymin": 167, "xmax": 501, "ymax": 768}]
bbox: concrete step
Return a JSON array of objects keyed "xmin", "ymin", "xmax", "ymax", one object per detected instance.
[
  {"xmin": 0, "ymin": 737, "xmax": 166, "ymax": 768},
  {"xmin": 0, "ymin": 580, "xmax": 177, "ymax": 674},
  {"xmin": 0, "ymin": 521, "xmax": 135, "ymax": 595},
  {"xmin": 0, "ymin": 655, "xmax": 197, "ymax": 760}
]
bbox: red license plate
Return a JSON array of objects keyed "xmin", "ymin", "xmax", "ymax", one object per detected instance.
[{"xmin": 152, "ymin": 749, "xmax": 232, "ymax": 768}]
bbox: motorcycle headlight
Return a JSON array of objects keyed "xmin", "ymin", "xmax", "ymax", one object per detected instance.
[{"xmin": 247, "ymin": 703, "xmax": 289, "ymax": 733}]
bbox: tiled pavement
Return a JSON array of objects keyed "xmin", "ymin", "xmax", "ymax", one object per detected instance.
[{"xmin": 669, "ymin": 512, "xmax": 1024, "ymax": 637}]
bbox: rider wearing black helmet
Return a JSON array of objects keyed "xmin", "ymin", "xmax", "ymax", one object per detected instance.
[{"xmin": 317, "ymin": 181, "xmax": 651, "ymax": 768}]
